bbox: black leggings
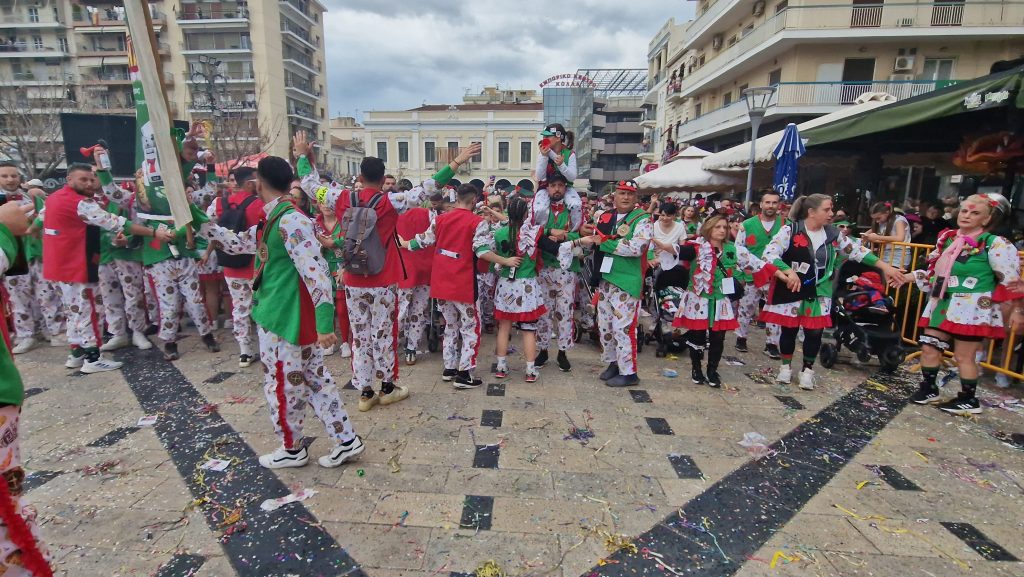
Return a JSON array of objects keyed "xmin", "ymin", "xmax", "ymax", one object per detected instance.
[
  {"xmin": 685, "ymin": 330, "xmax": 725, "ymax": 372},
  {"xmin": 779, "ymin": 326, "xmax": 824, "ymax": 369}
]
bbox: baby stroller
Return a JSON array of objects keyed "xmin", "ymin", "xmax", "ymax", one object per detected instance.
[
  {"xmin": 651, "ymin": 265, "xmax": 690, "ymax": 357},
  {"xmin": 819, "ymin": 262, "xmax": 907, "ymax": 372}
]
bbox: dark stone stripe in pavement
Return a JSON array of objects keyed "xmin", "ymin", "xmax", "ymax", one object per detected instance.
[
  {"xmin": 588, "ymin": 371, "xmax": 915, "ymax": 577},
  {"xmin": 24, "ymin": 388, "xmax": 47, "ymax": 399},
  {"xmin": 645, "ymin": 417, "xmax": 674, "ymax": 436},
  {"xmin": 460, "ymin": 495, "xmax": 493, "ymax": 531},
  {"xmin": 119, "ymin": 349, "xmax": 365, "ymax": 577},
  {"xmin": 486, "ymin": 383, "xmax": 505, "ymax": 397},
  {"xmin": 481, "ymin": 410, "xmax": 503, "ymax": 428},
  {"xmin": 473, "ymin": 445, "xmax": 500, "ymax": 469},
  {"xmin": 874, "ymin": 465, "xmax": 922, "ymax": 491},
  {"xmin": 630, "ymin": 390, "xmax": 653, "ymax": 403},
  {"xmin": 774, "ymin": 395, "xmax": 805, "ymax": 410},
  {"xmin": 203, "ymin": 371, "xmax": 235, "ymax": 384},
  {"xmin": 87, "ymin": 426, "xmax": 141, "ymax": 448},
  {"xmin": 668, "ymin": 454, "xmax": 703, "ymax": 479},
  {"xmin": 941, "ymin": 522, "xmax": 1020, "ymax": 561},
  {"xmin": 154, "ymin": 553, "xmax": 206, "ymax": 576},
  {"xmin": 23, "ymin": 471, "xmax": 61, "ymax": 492}
]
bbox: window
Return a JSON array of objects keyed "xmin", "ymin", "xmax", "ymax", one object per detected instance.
[
  {"xmin": 423, "ymin": 141, "xmax": 435, "ymax": 163},
  {"xmin": 376, "ymin": 141, "xmax": 387, "ymax": 161},
  {"xmin": 498, "ymin": 142, "xmax": 509, "ymax": 163},
  {"xmin": 398, "ymin": 141, "xmax": 409, "ymax": 163},
  {"xmin": 471, "ymin": 142, "xmax": 481, "ymax": 163},
  {"xmin": 922, "ymin": 58, "xmax": 955, "ymax": 81},
  {"xmin": 768, "ymin": 68, "xmax": 782, "ymax": 86},
  {"xmin": 520, "ymin": 141, "xmax": 532, "ymax": 163},
  {"xmin": 28, "ymin": 7, "xmax": 39, "ymax": 22},
  {"xmin": 32, "ymin": 36, "xmax": 43, "ymax": 50},
  {"xmin": 695, "ymin": 103, "xmax": 703, "ymax": 117},
  {"xmin": 57, "ymin": 36, "xmax": 67, "ymax": 52},
  {"xmin": 447, "ymin": 141, "xmax": 459, "ymax": 162},
  {"xmin": 723, "ymin": 91, "xmax": 733, "ymax": 106}
]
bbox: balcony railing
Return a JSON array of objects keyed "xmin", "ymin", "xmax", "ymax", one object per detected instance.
[
  {"xmin": 280, "ymin": 21, "xmax": 317, "ymax": 46},
  {"xmin": 681, "ymin": 1, "xmax": 1020, "ymax": 96},
  {"xmin": 281, "ymin": 0, "xmax": 317, "ymax": 22},
  {"xmin": 176, "ymin": 8, "xmax": 249, "ymax": 21},
  {"xmin": 676, "ymin": 80, "xmax": 955, "ymax": 140}
]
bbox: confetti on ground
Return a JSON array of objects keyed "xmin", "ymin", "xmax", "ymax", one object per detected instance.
[{"xmin": 564, "ymin": 410, "xmax": 596, "ymax": 445}]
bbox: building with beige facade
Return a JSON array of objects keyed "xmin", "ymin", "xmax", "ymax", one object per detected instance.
[
  {"xmin": 0, "ymin": 0, "xmax": 329, "ymax": 174},
  {"xmin": 362, "ymin": 89, "xmax": 545, "ymax": 191},
  {"xmin": 327, "ymin": 115, "xmax": 364, "ymax": 182},
  {"xmin": 641, "ymin": 2, "xmax": 1024, "ymax": 163}
]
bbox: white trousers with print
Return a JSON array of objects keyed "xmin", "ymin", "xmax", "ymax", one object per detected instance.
[
  {"xmin": 3, "ymin": 261, "xmax": 64, "ymax": 341},
  {"xmin": 735, "ymin": 282, "xmax": 780, "ymax": 345},
  {"xmin": 0, "ymin": 406, "xmax": 51, "ymax": 577},
  {"xmin": 257, "ymin": 328, "xmax": 356, "ymax": 450},
  {"xmin": 146, "ymin": 258, "xmax": 213, "ymax": 343},
  {"xmin": 597, "ymin": 280, "xmax": 640, "ymax": 376},
  {"xmin": 439, "ymin": 299, "xmax": 480, "ymax": 373},
  {"xmin": 98, "ymin": 260, "xmax": 148, "ymax": 337},
  {"xmin": 226, "ymin": 277, "xmax": 255, "ymax": 356},
  {"xmin": 476, "ymin": 272, "xmax": 497, "ymax": 327},
  {"xmin": 346, "ymin": 284, "xmax": 399, "ymax": 390},
  {"xmin": 537, "ymin": 267, "xmax": 576, "ymax": 352},
  {"xmin": 398, "ymin": 285, "xmax": 430, "ymax": 353},
  {"xmin": 58, "ymin": 282, "xmax": 103, "ymax": 350}
]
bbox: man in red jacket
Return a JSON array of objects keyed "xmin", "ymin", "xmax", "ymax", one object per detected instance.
[
  {"xmin": 335, "ymin": 157, "xmax": 408, "ymax": 411},
  {"xmin": 396, "ymin": 206, "xmax": 432, "ymax": 365},
  {"xmin": 209, "ymin": 167, "xmax": 265, "ymax": 367}
]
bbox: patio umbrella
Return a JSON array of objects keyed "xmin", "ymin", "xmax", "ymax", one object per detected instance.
[
  {"xmin": 772, "ymin": 123, "xmax": 805, "ymax": 201},
  {"xmin": 635, "ymin": 146, "xmax": 742, "ymax": 193}
]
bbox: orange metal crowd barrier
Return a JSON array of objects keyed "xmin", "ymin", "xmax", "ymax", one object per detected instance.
[{"xmin": 870, "ymin": 240, "xmax": 1024, "ymax": 381}]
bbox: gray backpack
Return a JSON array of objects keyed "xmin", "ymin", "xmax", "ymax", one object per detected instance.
[{"xmin": 341, "ymin": 191, "xmax": 386, "ymax": 276}]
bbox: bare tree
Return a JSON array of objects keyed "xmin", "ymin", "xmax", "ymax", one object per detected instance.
[
  {"xmin": 192, "ymin": 80, "xmax": 283, "ymax": 174},
  {"xmin": 0, "ymin": 82, "xmax": 75, "ymax": 179}
]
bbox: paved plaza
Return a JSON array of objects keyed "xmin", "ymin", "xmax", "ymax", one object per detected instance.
[{"xmin": 14, "ymin": 326, "xmax": 1024, "ymax": 577}]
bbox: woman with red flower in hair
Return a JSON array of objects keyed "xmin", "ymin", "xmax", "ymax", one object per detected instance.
[{"xmin": 761, "ymin": 194, "xmax": 908, "ymax": 390}]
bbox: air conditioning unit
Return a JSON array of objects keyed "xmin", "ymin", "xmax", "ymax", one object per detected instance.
[
  {"xmin": 893, "ymin": 56, "xmax": 915, "ymax": 71},
  {"xmin": 712, "ymin": 33, "xmax": 724, "ymax": 50},
  {"xmin": 889, "ymin": 73, "xmax": 914, "ymax": 81},
  {"xmin": 897, "ymin": 17, "xmax": 914, "ymax": 26},
  {"xmin": 753, "ymin": 0, "xmax": 766, "ymax": 16}
]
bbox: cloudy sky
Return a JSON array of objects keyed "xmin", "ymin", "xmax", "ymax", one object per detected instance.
[{"xmin": 321, "ymin": 0, "xmax": 696, "ymax": 119}]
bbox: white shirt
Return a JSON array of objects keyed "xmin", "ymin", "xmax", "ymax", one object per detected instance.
[{"xmin": 653, "ymin": 220, "xmax": 686, "ymax": 270}]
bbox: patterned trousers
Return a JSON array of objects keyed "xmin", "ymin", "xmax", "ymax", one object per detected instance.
[
  {"xmin": 226, "ymin": 277, "xmax": 255, "ymax": 356},
  {"xmin": 398, "ymin": 285, "xmax": 430, "ymax": 352},
  {"xmin": 439, "ymin": 299, "xmax": 480, "ymax": 373},
  {"xmin": 257, "ymin": 328, "xmax": 356, "ymax": 450},
  {"xmin": 3, "ymin": 261, "xmax": 64, "ymax": 341},
  {"xmin": 0, "ymin": 406, "xmax": 50, "ymax": 577},
  {"xmin": 98, "ymin": 260, "xmax": 148, "ymax": 337},
  {"xmin": 476, "ymin": 272, "xmax": 497, "ymax": 328},
  {"xmin": 58, "ymin": 282, "xmax": 103, "ymax": 349},
  {"xmin": 346, "ymin": 285, "xmax": 399, "ymax": 390},
  {"xmin": 146, "ymin": 258, "xmax": 213, "ymax": 343},
  {"xmin": 537, "ymin": 267, "xmax": 576, "ymax": 352},
  {"xmin": 597, "ymin": 280, "xmax": 640, "ymax": 376},
  {"xmin": 735, "ymin": 283, "xmax": 780, "ymax": 345}
]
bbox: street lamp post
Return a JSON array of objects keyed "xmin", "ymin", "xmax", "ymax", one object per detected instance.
[{"xmin": 741, "ymin": 86, "xmax": 776, "ymax": 209}]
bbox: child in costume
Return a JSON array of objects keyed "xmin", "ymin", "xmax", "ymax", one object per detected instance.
[{"xmin": 530, "ymin": 124, "xmax": 582, "ymax": 232}]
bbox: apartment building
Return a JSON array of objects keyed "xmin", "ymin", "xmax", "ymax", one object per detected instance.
[
  {"xmin": 362, "ymin": 90, "xmax": 545, "ymax": 191},
  {"xmin": 590, "ymin": 96, "xmax": 646, "ymax": 193},
  {"xmin": 641, "ymin": 1, "xmax": 1024, "ymax": 160},
  {"xmin": 0, "ymin": 0, "xmax": 329, "ymax": 173}
]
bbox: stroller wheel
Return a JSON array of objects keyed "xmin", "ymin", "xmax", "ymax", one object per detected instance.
[
  {"xmin": 880, "ymin": 346, "xmax": 907, "ymax": 372},
  {"xmin": 856, "ymin": 347, "xmax": 873, "ymax": 363},
  {"xmin": 820, "ymin": 343, "xmax": 838, "ymax": 368}
]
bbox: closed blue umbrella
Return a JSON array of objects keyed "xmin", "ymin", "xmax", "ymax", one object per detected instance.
[{"xmin": 772, "ymin": 123, "xmax": 805, "ymax": 201}]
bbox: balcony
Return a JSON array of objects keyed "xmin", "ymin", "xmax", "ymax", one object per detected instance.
[
  {"xmin": 77, "ymin": 46, "xmax": 127, "ymax": 57},
  {"xmin": 0, "ymin": 15, "xmax": 65, "ymax": 28},
  {"xmin": 281, "ymin": 20, "xmax": 317, "ymax": 49},
  {"xmin": 281, "ymin": 0, "xmax": 318, "ymax": 25},
  {"xmin": 283, "ymin": 54, "xmax": 319, "ymax": 76},
  {"xmin": 679, "ymin": 1, "xmax": 1024, "ymax": 98},
  {"xmin": 0, "ymin": 72, "xmax": 73, "ymax": 86},
  {"xmin": 189, "ymin": 100, "xmax": 257, "ymax": 114},
  {"xmin": 285, "ymin": 80, "xmax": 320, "ymax": 102},
  {"xmin": 176, "ymin": 8, "xmax": 249, "ymax": 28},
  {"xmin": 0, "ymin": 42, "xmax": 71, "ymax": 58},
  {"xmin": 287, "ymin": 105, "xmax": 318, "ymax": 122},
  {"xmin": 676, "ymin": 79, "xmax": 955, "ymax": 142},
  {"xmin": 182, "ymin": 40, "xmax": 252, "ymax": 55}
]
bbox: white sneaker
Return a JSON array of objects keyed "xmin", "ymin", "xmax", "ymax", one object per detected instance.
[
  {"xmin": 258, "ymin": 446, "xmax": 309, "ymax": 469},
  {"xmin": 339, "ymin": 343, "xmax": 351, "ymax": 358},
  {"xmin": 799, "ymin": 368, "xmax": 815, "ymax": 390},
  {"xmin": 11, "ymin": 338, "xmax": 36, "ymax": 355},
  {"xmin": 80, "ymin": 356, "xmax": 123, "ymax": 374},
  {"xmin": 49, "ymin": 335, "xmax": 68, "ymax": 348},
  {"xmin": 131, "ymin": 331, "xmax": 153, "ymax": 350},
  {"xmin": 65, "ymin": 354, "xmax": 84, "ymax": 369},
  {"xmin": 100, "ymin": 334, "xmax": 129, "ymax": 351},
  {"xmin": 776, "ymin": 365, "xmax": 792, "ymax": 384},
  {"xmin": 322, "ymin": 344, "xmax": 336, "ymax": 356},
  {"xmin": 318, "ymin": 436, "xmax": 365, "ymax": 468}
]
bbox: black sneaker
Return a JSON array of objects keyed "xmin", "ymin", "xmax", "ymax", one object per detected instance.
[
  {"xmin": 163, "ymin": 342, "xmax": 179, "ymax": 361},
  {"xmin": 557, "ymin": 350, "xmax": 571, "ymax": 372},
  {"xmin": 735, "ymin": 338, "xmax": 748, "ymax": 353},
  {"xmin": 599, "ymin": 362, "xmax": 619, "ymax": 381},
  {"xmin": 605, "ymin": 373, "xmax": 639, "ymax": 387},
  {"xmin": 938, "ymin": 395, "xmax": 982, "ymax": 415},
  {"xmin": 238, "ymin": 354, "xmax": 255, "ymax": 368},
  {"xmin": 534, "ymin": 350, "xmax": 549, "ymax": 368},
  {"xmin": 202, "ymin": 333, "xmax": 220, "ymax": 352},
  {"xmin": 764, "ymin": 344, "xmax": 782, "ymax": 359},
  {"xmin": 441, "ymin": 368, "xmax": 457, "ymax": 382},
  {"xmin": 454, "ymin": 371, "xmax": 483, "ymax": 390},
  {"xmin": 706, "ymin": 370, "xmax": 722, "ymax": 388},
  {"xmin": 910, "ymin": 387, "xmax": 941, "ymax": 405},
  {"xmin": 691, "ymin": 367, "xmax": 706, "ymax": 384}
]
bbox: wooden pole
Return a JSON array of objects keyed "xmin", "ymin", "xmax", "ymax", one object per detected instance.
[{"xmin": 123, "ymin": 0, "xmax": 192, "ymax": 228}]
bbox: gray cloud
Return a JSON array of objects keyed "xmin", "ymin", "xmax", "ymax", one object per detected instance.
[{"xmin": 320, "ymin": 0, "xmax": 695, "ymax": 117}]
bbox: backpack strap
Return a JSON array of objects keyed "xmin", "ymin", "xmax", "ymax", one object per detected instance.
[
  {"xmin": 350, "ymin": 190, "xmax": 361, "ymax": 208},
  {"xmin": 366, "ymin": 192, "xmax": 384, "ymax": 209}
]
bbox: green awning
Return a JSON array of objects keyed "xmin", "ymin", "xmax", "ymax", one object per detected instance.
[{"xmin": 804, "ymin": 66, "xmax": 1024, "ymax": 147}]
